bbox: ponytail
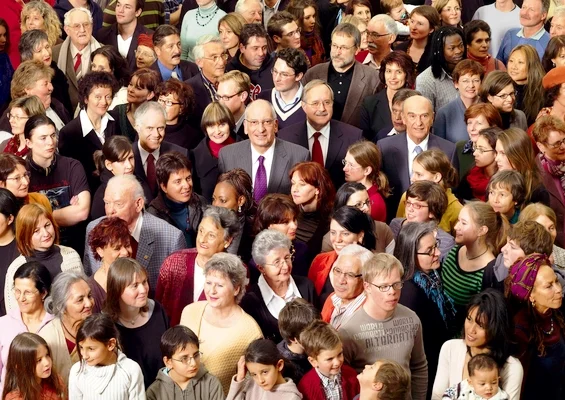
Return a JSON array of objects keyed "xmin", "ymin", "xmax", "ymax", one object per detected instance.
[{"xmin": 465, "ymin": 202, "xmax": 509, "ymax": 255}]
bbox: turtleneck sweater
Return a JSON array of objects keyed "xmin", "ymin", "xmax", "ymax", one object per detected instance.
[{"xmin": 180, "ymin": 2, "xmax": 226, "ymax": 61}]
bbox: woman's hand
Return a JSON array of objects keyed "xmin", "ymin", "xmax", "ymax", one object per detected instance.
[{"xmin": 235, "ymin": 355, "xmax": 246, "ymax": 382}]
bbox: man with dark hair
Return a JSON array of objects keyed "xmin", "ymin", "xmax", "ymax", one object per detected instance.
[
  {"xmin": 257, "ymin": 48, "xmax": 307, "ymax": 128},
  {"xmin": 95, "ymin": 0, "xmax": 151, "ymax": 71},
  {"xmin": 226, "ymin": 23, "xmax": 275, "ymax": 99},
  {"xmin": 102, "ymin": 0, "xmax": 165, "ymax": 30},
  {"xmin": 303, "ymin": 23, "xmax": 380, "ymax": 128},
  {"xmin": 150, "ymin": 24, "xmax": 199, "ymax": 82},
  {"xmin": 267, "ymin": 11, "xmax": 301, "ymax": 51}
]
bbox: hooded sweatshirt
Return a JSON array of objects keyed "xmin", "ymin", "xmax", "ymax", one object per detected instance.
[
  {"xmin": 226, "ymin": 51, "xmax": 275, "ymax": 101},
  {"xmin": 226, "ymin": 375, "xmax": 302, "ymax": 400},
  {"xmin": 146, "ymin": 365, "xmax": 224, "ymax": 400}
]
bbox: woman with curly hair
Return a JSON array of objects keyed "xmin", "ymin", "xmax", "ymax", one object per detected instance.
[
  {"xmin": 90, "ymin": 46, "xmax": 131, "ymax": 110},
  {"xmin": 286, "ymin": 0, "xmax": 326, "ymax": 66},
  {"xmin": 20, "ymin": 1, "xmax": 62, "ymax": 47}
]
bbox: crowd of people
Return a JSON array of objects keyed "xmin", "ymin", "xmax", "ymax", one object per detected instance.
[{"xmin": 1, "ymin": 0, "xmax": 565, "ymax": 398}]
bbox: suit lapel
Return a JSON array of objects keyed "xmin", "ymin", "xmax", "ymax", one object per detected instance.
[
  {"xmin": 342, "ymin": 63, "xmax": 364, "ymax": 123},
  {"xmin": 397, "ymin": 135, "xmax": 410, "ymax": 188},
  {"xmin": 269, "ymin": 139, "xmax": 289, "ymax": 193},
  {"xmin": 297, "ymin": 124, "xmax": 309, "ymax": 148},
  {"xmin": 66, "ymin": 47, "xmax": 78, "ymax": 91},
  {"xmin": 133, "ymin": 142, "xmax": 146, "ymax": 179},
  {"xmin": 326, "ymin": 121, "xmax": 343, "ymax": 169}
]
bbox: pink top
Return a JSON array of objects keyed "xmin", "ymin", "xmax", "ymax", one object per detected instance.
[{"xmin": 367, "ymin": 185, "xmax": 387, "ymax": 222}]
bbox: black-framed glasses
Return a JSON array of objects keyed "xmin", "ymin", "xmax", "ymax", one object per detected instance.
[
  {"xmin": 495, "ymin": 92, "xmax": 516, "ymax": 100},
  {"xmin": 416, "ymin": 240, "xmax": 441, "ymax": 257},
  {"xmin": 332, "ymin": 266, "xmax": 362, "ymax": 281},
  {"xmin": 282, "ymin": 27, "xmax": 301, "ymax": 38},
  {"xmin": 367, "ymin": 281, "xmax": 404, "ymax": 292},
  {"xmin": 545, "ymin": 138, "xmax": 565, "ymax": 150},
  {"xmin": 171, "ymin": 352, "xmax": 202, "ymax": 364},
  {"xmin": 351, "ymin": 199, "xmax": 372, "ymax": 210},
  {"xmin": 158, "ymin": 98, "xmax": 181, "ymax": 107},
  {"xmin": 215, "ymin": 92, "xmax": 243, "ymax": 102}
]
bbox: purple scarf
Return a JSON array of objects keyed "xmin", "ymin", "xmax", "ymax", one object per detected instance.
[{"xmin": 539, "ymin": 153, "xmax": 565, "ymax": 193}]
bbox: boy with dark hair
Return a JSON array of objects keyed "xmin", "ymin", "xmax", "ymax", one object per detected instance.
[{"xmin": 146, "ymin": 326, "xmax": 224, "ymax": 399}]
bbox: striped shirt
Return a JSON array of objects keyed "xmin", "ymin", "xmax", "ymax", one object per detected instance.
[
  {"xmin": 102, "ymin": 0, "xmax": 164, "ymax": 29},
  {"xmin": 330, "ymin": 292, "xmax": 366, "ymax": 330},
  {"xmin": 315, "ymin": 369, "xmax": 343, "ymax": 400},
  {"xmin": 441, "ymin": 246, "xmax": 485, "ymax": 307}
]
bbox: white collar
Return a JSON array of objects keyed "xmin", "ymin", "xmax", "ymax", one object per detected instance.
[
  {"xmin": 250, "ymin": 140, "xmax": 276, "ymax": 164},
  {"xmin": 262, "ymin": 0, "xmax": 281, "ymax": 10},
  {"xmin": 79, "ymin": 109, "xmax": 114, "ymax": 137},
  {"xmin": 362, "ymin": 52, "xmax": 379, "ymax": 69},
  {"xmin": 406, "ymin": 133, "xmax": 430, "ymax": 153},
  {"xmin": 257, "ymin": 274, "xmax": 301, "ymax": 306},
  {"xmin": 274, "ymin": 83, "xmax": 303, "ymax": 107},
  {"xmin": 137, "ymin": 141, "xmax": 160, "ymax": 165},
  {"xmin": 131, "ymin": 212, "xmax": 143, "ymax": 242},
  {"xmin": 306, "ymin": 120, "xmax": 331, "ymax": 139}
]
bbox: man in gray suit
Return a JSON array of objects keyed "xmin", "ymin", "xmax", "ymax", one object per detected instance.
[
  {"xmin": 83, "ymin": 174, "xmax": 186, "ymax": 296},
  {"xmin": 378, "ymin": 95, "xmax": 459, "ymax": 222},
  {"xmin": 218, "ymin": 99, "xmax": 310, "ymax": 199}
]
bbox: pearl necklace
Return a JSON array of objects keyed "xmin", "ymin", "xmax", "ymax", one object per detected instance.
[{"xmin": 196, "ymin": 7, "xmax": 218, "ymax": 27}]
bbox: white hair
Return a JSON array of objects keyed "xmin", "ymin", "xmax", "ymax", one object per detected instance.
[
  {"xmin": 64, "ymin": 7, "xmax": 93, "ymax": 27},
  {"xmin": 335, "ymin": 244, "xmax": 374, "ymax": 267},
  {"xmin": 193, "ymin": 34, "xmax": 223, "ymax": 61},
  {"xmin": 369, "ymin": 14, "xmax": 398, "ymax": 36},
  {"xmin": 235, "ymin": 0, "xmax": 262, "ymax": 13},
  {"xmin": 554, "ymin": 5, "xmax": 565, "ymax": 19},
  {"xmin": 107, "ymin": 174, "xmax": 146, "ymax": 206},
  {"xmin": 134, "ymin": 101, "xmax": 167, "ymax": 129}
]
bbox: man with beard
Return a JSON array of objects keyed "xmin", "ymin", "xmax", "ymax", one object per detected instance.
[
  {"xmin": 303, "ymin": 23, "xmax": 380, "ymax": 128},
  {"xmin": 149, "ymin": 24, "xmax": 199, "ymax": 82},
  {"xmin": 362, "ymin": 14, "xmax": 397, "ymax": 70}
]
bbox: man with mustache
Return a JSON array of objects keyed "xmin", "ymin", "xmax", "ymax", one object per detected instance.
[
  {"xmin": 149, "ymin": 24, "xmax": 199, "ymax": 82},
  {"xmin": 362, "ymin": 14, "xmax": 397, "ymax": 70},
  {"xmin": 303, "ymin": 23, "xmax": 380, "ymax": 128},
  {"xmin": 277, "ymin": 79, "xmax": 362, "ymax": 188}
]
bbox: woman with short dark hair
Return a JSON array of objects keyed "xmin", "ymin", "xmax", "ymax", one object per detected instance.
[
  {"xmin": 90, "ymin": 45, "xmax": 131, "ymax": 110},
  {"xmin": 464, "ymin": 19, "xmax": 506, "ymax": 75},
  {"xmin": 479, "ymin": 71, "xmax": 528, "ymax": 130}
]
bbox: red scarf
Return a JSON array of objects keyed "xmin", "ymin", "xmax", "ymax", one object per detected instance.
[
  {"xmin": 3, "ymin": 136, "xmax": 29, "ymax": 158},
  {"xmin": 466, "ymin": 165, "xmax": 491, "ymax": 201},
  {"xmin": 208, "ymin": 136, "xmax": 235, "ymax": 158}
]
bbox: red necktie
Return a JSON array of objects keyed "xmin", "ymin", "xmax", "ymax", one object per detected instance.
[
  {"xmin": 312, "ymin": 132, "xmax": 324, "ymax": 166},
  {"xmin": 146, "ymin": 153, "xmax": 157, "ymax": 194},
  {"xmin": 74, "ymin": 53, "xmax": 82, "ymax": 79}
]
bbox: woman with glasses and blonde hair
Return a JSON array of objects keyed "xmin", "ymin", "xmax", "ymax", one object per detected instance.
[{"xmin": 240, "ymin": 229, "xmax": 316, "ymax": 343}]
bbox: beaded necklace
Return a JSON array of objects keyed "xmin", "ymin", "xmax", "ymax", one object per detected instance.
[{"xmin": 196, "ymin": 6, "xmax": 219, "ymax": 27}]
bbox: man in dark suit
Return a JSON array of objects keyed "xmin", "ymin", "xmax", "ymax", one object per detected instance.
[
  {"xmin": 132, "ymin": 101, "xmax": 188, "ymax": 202},
  {"xmin": 218, "ymin": 99, "xmax": 310, "ymax": 199},
  {"xmin": 95, "ymin": 0, "xmax": 151, "ymax": 72},
  {"xmin": 378, "ymin": 95, "xmax": 459, "ymax": 222},
  {"xmin": 303, "ymin": 22, "xmax": 380, "ymax": 129},
  {"xmin": 149, "ymin": 24, "xmax": 199, "ymax": 82},
  {"xmin": 278, "ymin": 79, "xmax": 362, "ymax": 189},
  {"xmin": 83, "ymin": 174, "xmax": 186, "ymax": 296}
]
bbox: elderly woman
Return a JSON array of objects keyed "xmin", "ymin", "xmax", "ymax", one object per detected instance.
[
  {"xmin": 18, "ymin": 29, "xmax": 71, "ymax": 114},
  {"xmin": 0, "ymin": 96, "xmax": 45, "ymax": 157},
  {"xmin": 180, "ymin": 0, "xmax": 226, "ymax": 61},
  {"xmin": 39, "ymin": 271, "xmax": 94, "ymax": 384},
  {"xmin": 321, "ymin": 243, "xmax": 372, "ymax": 329},
  {"xmin": 20, "ymin": 0, "xmax": 62, "ymax": 47},
  {"xmin": 479, "ymin": 71, "xmax": 528, "ymax": 130},
  {"xmin": 240, "ymin": 229, "xmax": 316, "ymax": 343},
  {"xmin": 286, "ymin": 0, "xmax": 326, "ymax": 66},
  {"xmin": 4, "ymin": 204, "xmax": 82, "ymax": 313},
  {"xmin": 0, "ymin": 262, "xmax": 54, "ymax": 388},
  {"xmin": 395, "ymin": 221, "xmax": 456, "ymax": 396},
  {"xmin": 90, "ymin": 46, "xmax": 130, "ymax": 110},
  {"xmin": 147, "ymin": 152, "xmax": 207, "ymax": 248},
  {"xmin": 434, "ymin": 60, "xmax": 484, "ymax": 143},
  {"xmin": 432, "ymin": 289, "xmax": 523, "ymax": 400},
  {"xmin": 59, "ymin": 71, "xmax": 120, "ymax": 191},
  {"xmin": 360, "ymin": 51, "xmax": 416, "ymax": 142},
  {"xmin": 464, "ymin": 20, "xmax": 506, "ymax": 75},
  {"xmin": 135, "ymin": 33, "xmax": 157, "ymax": 69},
  {"xmin": 0, "ymin": 154, "xmax": 51, "ymax": 211},
  {"xmin": 218, "ymin": 13, "xmax": 247, "ymax": 62},
  {"xmin": 104, "ymin": 257, "xmax": 169, "ymax": 389},
  {"xmin": 0, "ymin": 189, "xmax": 20, "ymax": 316},
  {"xmin": 506, "ymin": 254, "xmax": 564, "ymax": 399},
  {"xmin": 212, "ymin": 169, "xmax": 255, "ymax": 261},
  {"xmin": 156, "ymin": 206, "xmax": 240, "ymax": 326},
  {"xmin": 155, "ymin": 79, "xmax": 201, "ymax": 151},
  {"xmin": 192, "ymin": 102, "xmax": 236, "ymax": 201},
  {"xmin": 86, "ymin": 217, "xmax": 132, "ymax": 313},
  {"xmin": 180, "ymin": 253, "xmax": 263, "ymax": 394},
  {"xmin": 542, "ymin": 35, "xmax": 565, "ymax": 72}
]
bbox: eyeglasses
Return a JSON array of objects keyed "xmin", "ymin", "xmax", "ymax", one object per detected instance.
[
  {"xmin": 68, "ymin": 22, "xmax": 92, "ymax": 31},
  {"xmin": 405, "ymin": 200, "xmax": 428, "ymax": 210},
  {"xmin": 202, "ymin": 53, "xmax": 229, "ymax": 63},
  {"xmin": 495, "ymin": 92, "xmax": 516, "ymax": 100},
  {"xmin": 245, "ymin": 119, "xmax": 275, "ymax": 128},
  {"xmin": 7, "ymin": 113, "xmax": 29, "ymax": 122},
  {"xmin": 472, "ymin": 146, "xmax": 496, "ymax": 154},
  {"xmin": 13, "ymin": 287, "xmax": 39, "ymax": 299},
  {"xmin": 282, "ymin": 28, "xmax": 301, "ymax": 38},
  {"xmin": 367, "ymin": 281, "xmax": 404, "ymax": 292},
  {"xmin": 545, "ymin": 138, "xmax": 565, "ymax": 149},
  {"xmin": 303, "ymin": 99, "xmax": 333, "ymax": 108},
  {"xmin": 331, "ymin": 43, "xmax": 356, "ymax": 52},
  {"xmin": 332, "ymin": 266, "xmax": 362, "ymax": 281},
  {"xmin": 271, "ymin": 68, "xmax": 296, "ymax": 79},
  {"xmin": 342, "ymin": 159, "xmax": 362, "ymax": 169},
  {"xmin": 215, "ymin": 92, "xmax": 243, "ymax": 102},
  {"xmin": 171, "ymin": 352, "xmax": 202, "ymax": 364},
  {"xmin": 416, "ymin": 239, "xmax": 441, "ymax": 257},
  {"xmin": 367, "ymin": 31, "xmax": 391, "ymax": 39},
  {"xmin": 351, "ymin": 199, "xmax": 372, "ymax": 209},
  {"xmin": 5, "ymin": 172, "xmax": 31, "ymax": 183},
  {"xmin": 158, "ymin": 98, "xmax": 181, "ymax": 107},
  {"xmin": 263, "ymin": 251, "xmax": 295, "ymax": 269}
]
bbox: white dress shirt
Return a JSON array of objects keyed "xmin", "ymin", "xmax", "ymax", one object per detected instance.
[
  {"xmin": 251, "ymin": 141, "xmax": 276, "ymax": 188},
  {"xmin": 79, "ymin": 109, "xmax": 114, "ymax": 144},
  {"xmin": 257, "ymin": 274, "xmax": 302, "ymax": 319},
  {"xmin": 131, "ymin": 212, "xmax": 144, "ymax": 242},
  {"xmin": 137, "ymin": 141, "xmax": 161, "ymax": 175},
  {"xmin": 70, "ymin": 43, "xmax": 91, "ymax": 78},
  {"xmin": 306, "ymin": 121, "xmax": 330, "ymax": 165},
  {"xmin": 407, "ymin": 134, "xmax": 429, "ymax": 177}
]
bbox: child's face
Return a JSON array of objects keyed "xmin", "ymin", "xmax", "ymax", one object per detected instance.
[
  {"xmin": 357, "ymin": 361, "xmax": 382, "ymax": 389},
  {"xmin": 488, "ymin": 185, "xmax": 516, "ymax": 217},
  {"xmin": 78, "ymin": 338, "xmax": 116, "ymax": 366},
  {"xmin": 501, "ymin": 238, "xmax": 526, "ymax": 269},
  {"xmin": 389, "ymin": 5, "xmax": 407, "ymax": 21},
  {"xmin": 247, "ymin": 360, "xmax": 284, "ymax": 391},
  {"xmin": 468, "ymin": 368, "xmax": 500, "ymax": 399},
  {"xmin": 35, "ymin": 344, "xmax": 52, "ymax": 380},
  {"xmin": 309, "ymin": 344, "xmax": 344, "ymax": 377},
  {"xmin": 165, "ymin": 343, "xmax": 201, "ymax": 380}
]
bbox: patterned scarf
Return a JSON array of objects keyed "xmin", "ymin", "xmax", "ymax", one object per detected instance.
[
  {"xmin": 462, "ymin": 140, "xmax": 473, "ymax": 154},
  {"xmin": 301, "ymin": 31, "xmax": 326, "ymax": 67},
  {"xmin": 539, "ymin": 153, "xmax": 565, "ymax": 192},
  {"xmin": 412, "ymin": 269, "xmax": 456, "ymax": 328}
]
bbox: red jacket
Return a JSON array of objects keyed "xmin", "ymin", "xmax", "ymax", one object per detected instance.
[
  {"xmin": 308, "ymin": 251, "xmax": 338, "ymax": 295},
  {"xmin": 298, "ymin": 364, "xmax": 360, "ymax": 400},
  {"xmin": 5, "ymin": 0, "xmax": 23, "ymax": 70}
]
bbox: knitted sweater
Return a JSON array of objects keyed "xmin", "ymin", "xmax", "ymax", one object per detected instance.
[
  {"xmin": 68, "ymin": 351, "xmax": 145, "ymax": 399},
  {"xmin": 180, "ymin": 3, "xmax": 226, "ymax": 61},
  {"xmin": 226, "ymin": 375, "xmax": 302, "ymax": 400},
  {"xmin": 146, "ymin": 365, "xmax": 224, "ymax": 400},
  {"xmin": 297, "ymin": 365, "xmax": 359, "ymax": 400}
]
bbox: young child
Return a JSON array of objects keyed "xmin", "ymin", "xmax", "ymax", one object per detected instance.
[
  {"xmin": 277, "ymin": 298, "xmax": 322, "ymax": 383},
  {"xmin": 355, "ymin": 359, "xmax": 410, "ymax": 400},
  {"xmin": 226, "ymin": 339, "xmax": 302, "ymax": 400},
  {"xmin": 68, "ymin": 313, "xmax": 145, "ymax": 399},
  {"xmin": 2, "ymin": 332, "xmax": 66, "ymax": 400},
  {"xmin": 298, "ymin": 320, "xmax": 360, "ymax": 400},
  {"xmin": 486, "ymin": 171, "xmax": 526, "ymax": 224},
  {"xmin": 380, "ymin": 0, "xmax": 416, "ymax": 35},
  {"xmin": 443, "ymin": 354, "xmax": 509, "ymax": 400},
  {"xmin": 146, "ymin": 325, "xmax": 224, "ymax": 400}
]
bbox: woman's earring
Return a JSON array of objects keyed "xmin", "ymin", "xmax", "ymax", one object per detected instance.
[
  {"xmin": 531, "ymin": 299, "xmax": 536, "ymax": 307},
  {"xmin": 238, "ymin": 205, "xmax": 242, "ymax": 213},
  {"xmin": 553, "ymin": 61, "xmax": 556, "ymax": 67}
]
